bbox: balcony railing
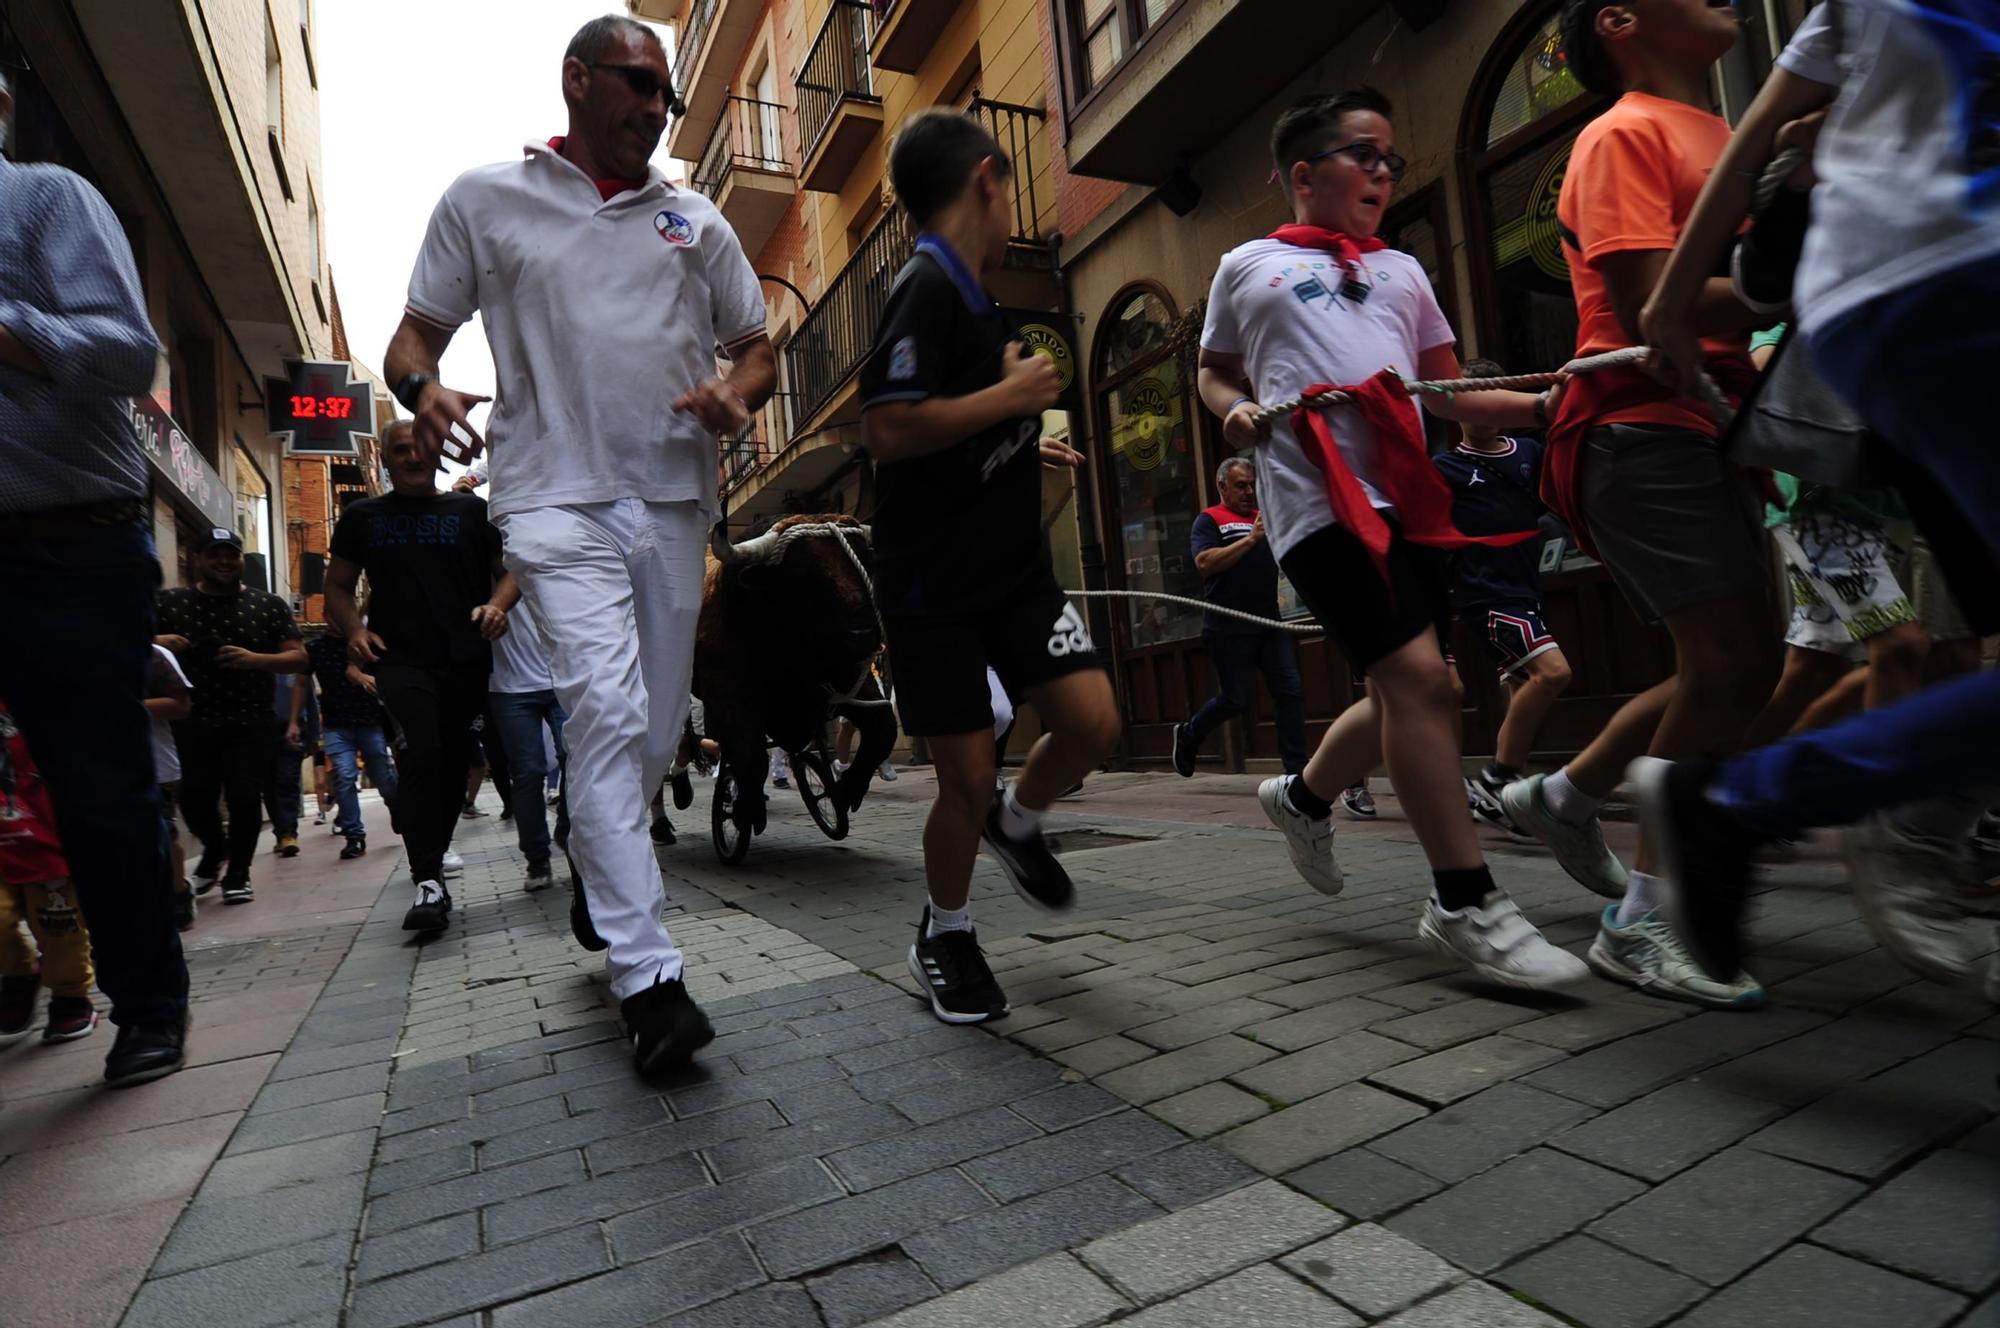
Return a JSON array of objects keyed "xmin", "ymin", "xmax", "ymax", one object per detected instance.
[
  {"xmin": 785, "ymin": 206, "xmax": 912, "ymax": 428},
  {"xmin": 796, "ymin": 0, "xmax": 877, "ymax": 166},
  {"xmin": 721, "ymin": 391, "xmax": 796, "ymax": 496},
  {"xmin": 968, "ymin": 97, "xmax": 1047, "ymax": 242},
  {"xmin": 673, "ymin": 0, "xmax": 721, "ymax": 103},
  {"xmin": 693, "ymin": 95, "xmax": 792, "ymax": 196}
]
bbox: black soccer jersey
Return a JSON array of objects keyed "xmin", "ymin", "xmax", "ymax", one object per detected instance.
[
  {"xmin": 1431, "ymin": 436, "xmax": 1549, "ymax": 609},
  {"xmin": 859, "ymin": 235, "xmax": 1048, "ymax": 617}
]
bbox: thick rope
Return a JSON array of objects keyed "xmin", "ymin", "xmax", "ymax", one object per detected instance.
[
  {"xmin": 1065, "ymin": 588, "xmax": 1319, "ymax": 634},
  {"xmin": 1250, "ymin": 344, "xmax": 1734, "ymax": 432}
]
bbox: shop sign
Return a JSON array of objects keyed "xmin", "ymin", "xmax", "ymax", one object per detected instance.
[
  {"xmin": 131, "ymin": 396, "xmax": 232, "ymax": 531},
  {"xmin": 1112, "ymin": 374, "xmax": 1181, "ymax": 472},
  {"xmin": 1003, "ymin": 310, "xmax": 1084, "ymax": 414},
  {"xmin": 267, "ymin": 360, "xmax": 375, "ymax": 457}
]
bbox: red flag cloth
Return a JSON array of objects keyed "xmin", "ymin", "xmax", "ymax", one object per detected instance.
[
  {"xmin": 1267, "ymin": 224, "xmax": 1387, "ymax": 275},
  {"xmin": 1540, "ymin": 356, "xmax": 1760, "ymax": 558},
  {"xmin": 1291, "ymin": 370, "xmax": 1538, "ymax": 584}
]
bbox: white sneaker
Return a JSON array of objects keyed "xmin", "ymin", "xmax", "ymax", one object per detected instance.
[
  {"xmin": 441, "ymin": 849, "xmax": 465, "ymax": 876},
  {"xmin": 1847, "ymin": 814, "xmax": 1991, "ymax": 985},
  {"xmin": 1501, "ymin": 774, "xmax": 1628, "ymax": 899},
  {"xmin": 879, "ymin": 760, "xmax": 899, "ymax": 782},
  {"xmin": 1420, "ymin": 891, "xmax": 1589, "ymax": 990},
  {"xmin": 1258, "ymin": 777, "xmax": 1343, "ymax": 896},
  {"xmin": 1587, "ymin": 906, "xmax": 1765, "ymax": 1008}
]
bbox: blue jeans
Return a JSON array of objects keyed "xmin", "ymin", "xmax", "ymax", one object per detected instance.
[
  {"xmin": 1713, "ymin": 257, "xmax": 2000, "ymax": 835},
  {"xmin": 0, "ymin": 516, "xmax": 188, "ymax": 1027},
  {"xmin": 323, "ymin": 724, "xmax": 399, "ymax": 840},
  {"xmin": 1186, "ymin": 629, "xmax": 1310, "ymax": 775},
  {"xmin": 489, "ymin": 689, "xmax": 569, "ymax": 863}
]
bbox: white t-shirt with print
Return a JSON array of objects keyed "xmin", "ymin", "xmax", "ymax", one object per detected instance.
[
  {"xmin": 1780, "ymin": 1, "xmax": 2000, "ymax": 331},
  {"xmin": 406, "ymin": 141, "xmax": 767, "ymax": 521},
  {"xmin": 1201, "ymin": 240, "xmax": 1455, "ymax": 561}
]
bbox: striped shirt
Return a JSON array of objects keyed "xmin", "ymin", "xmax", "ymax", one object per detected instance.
[{"xmin": 0, "ymin": 155, "xmax": 161, "ymax": 514}]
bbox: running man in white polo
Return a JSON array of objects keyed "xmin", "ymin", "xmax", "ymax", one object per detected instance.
[{"xmin": 383, "ymin": 14, "xmax": 776, "ymax": 1074}]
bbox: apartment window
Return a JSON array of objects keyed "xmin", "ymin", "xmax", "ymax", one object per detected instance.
[
  {"xmin": 265, "ymin": 7, "xmax": 295, "ymax": 198},
  {"xmin": 307, "ymin": 182, "xmax": 326, "ymax": 321},
  {"xmin": 1075, "ymin": 0, "xmax": 1124, "ymax": 90},
  {"xmin": 298, "ymin": 0, "xmax": 317, "ymax": 87}
]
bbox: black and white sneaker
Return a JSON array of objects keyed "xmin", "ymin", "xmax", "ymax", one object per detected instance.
[
  {"xmin": 1340, "ymin": 782, "xmax": 1377, "ymax": 820},
  {"xmin": 523, "ymin": 858, "xmax": 553, "ymax": 892},
  {"xmin": 1470, "ymin": 768, "xmax": 1534, "ymax": 840},
  {"xmin": 650, "ymin": 814, "xmax": 677, "ymax": 846},
  {"xmin": 221, "ymin": 878, "xmax": 253, "ymax": 905},
  {"xmin": 191, "ymin": 860, "xmax": 221, "ymax": 896},
  {"xmin": 1170, "ymin": 723, "xmax": 1197, "ymax": 778},
  {"xmin": 623, "ymin": 976, "xmax": 713, "ymax": 1075},
  {"xmin": 980, "ymin": 802, "xmax": 1074, "ymax": 911},
  {"xmin": 908, "ymin": 908, "xmax": 1010, "ymax": 1024},
  {"xmin": 402, "ymin": 879, "xmax": 451, "ymax": 933}
]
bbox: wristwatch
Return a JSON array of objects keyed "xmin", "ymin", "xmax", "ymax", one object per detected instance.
[{"xmin": 393, "ymin": 372, "xmax": 438, "ymax": 412}]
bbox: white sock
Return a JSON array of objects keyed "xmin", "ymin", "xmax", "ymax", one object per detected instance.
[
  {"xmin": 926, "ymin": 904, "xmax": 972, "ymax": 937},
  {"xmin": 1614, "ymin": 871, "xmax": 1663, "ymax": 927},
  {"xmin": 1543, "ymin": 767, "xmax": 1602, "ymax": 825},
  {"xmin": 998, "ymin": 784, "xmax": 1043, "ymax": 840}
]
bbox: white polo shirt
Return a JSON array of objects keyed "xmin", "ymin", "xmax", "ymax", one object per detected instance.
[{"xmin": 406, "ymin": 140, "xmax": 766, "ymax": 521}]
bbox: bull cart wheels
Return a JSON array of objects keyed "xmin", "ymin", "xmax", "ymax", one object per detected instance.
[
  {"xmin": 796, "ymin": 750, "xmax": 849, "ymax": 841},
  {"xmin": 711, "ymin": 768, "xmax": 753, "ymax": 864}
]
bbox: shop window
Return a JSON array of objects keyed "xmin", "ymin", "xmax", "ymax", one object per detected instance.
[
  {"xmin": 1092, "ymin": 285, "xmax": 1202, "ymax": 648},
  {"xmin": 1482, "ymin": 12, "xmax": 1584, "ymax": 148}
]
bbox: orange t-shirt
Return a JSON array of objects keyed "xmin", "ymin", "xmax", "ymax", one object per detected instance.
[{"xmin": 1557, "ymin": 92, "xmax": 1747, "ymax": 437}]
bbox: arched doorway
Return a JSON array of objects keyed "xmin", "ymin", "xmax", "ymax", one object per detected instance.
[{"xmin": 1090, "ymin": 282, "xmax": 1210, "ymax": 761}]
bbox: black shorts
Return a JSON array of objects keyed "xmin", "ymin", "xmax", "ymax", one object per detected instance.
[
  {"xmin": 1282, "ymin": 521, "xmax": 1453, "ymax": 674},
  {"xmin": 886, "ymin": 580, "xmax": 1104, "ymax": 737}
]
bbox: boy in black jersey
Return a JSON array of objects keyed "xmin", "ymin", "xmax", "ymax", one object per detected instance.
[
  {"xmin": 1431, "ymin": 360, "xmax": 1572, "ymax": 832},
  {"xmin": 860, "ymin": 110, "xmax": 1120, "ymax": 1025}
]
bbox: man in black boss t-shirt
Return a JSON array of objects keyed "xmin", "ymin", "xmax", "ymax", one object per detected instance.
[
  {"xmin": 326, "ymin": 421, "xmax": 516, "ymax": 934},
  {"xmin": 1171, "ymin": 458, "xmax": 1308, "ymax": 779},
  {"xmin": 155, "ymin": 528, "xmax": 307, "ymax": 904},
  {"xmin": 859, "ymin": 110, "xmax": 1119, "ymax": 1027}
]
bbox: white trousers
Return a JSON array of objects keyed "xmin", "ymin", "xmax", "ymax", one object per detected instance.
[{"xmin": 499, "ymin": 499, "xmax": 703, "ymax": 1000}]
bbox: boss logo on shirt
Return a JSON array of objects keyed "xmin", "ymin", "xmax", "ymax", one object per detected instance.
[{"xmin": 654, "ymin": 210, "xmax": 695, "ymax": 246}]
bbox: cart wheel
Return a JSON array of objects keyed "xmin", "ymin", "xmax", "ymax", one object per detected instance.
[
  {"xmin": 711, "ymin": 767, "xmax": 751, "ymax": 864},
  {"xmin": 797, "ymin": 749, "xmax": 850, "ymax": 840}
]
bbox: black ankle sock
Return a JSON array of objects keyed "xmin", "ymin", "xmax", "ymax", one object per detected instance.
[
  {"xmin": 1432, "ymin": 865, "xmax": 1495, "ymax": 912},
  {"xmin": 1286, "ymin": 775, "xmax": 1334, "ymax": 820},
  {"xmin": 1484, "ymin": 761, "xmax": 1520, "ymax": 784}
]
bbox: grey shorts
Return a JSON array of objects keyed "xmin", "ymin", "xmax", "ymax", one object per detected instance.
[{"xmin": 1580, "ymin": 424, "xmax": 1773, "ymax": 626}]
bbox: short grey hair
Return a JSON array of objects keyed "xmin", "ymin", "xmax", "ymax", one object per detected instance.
[
  {"xmin": 1215, "ymin": 455, "xmax": 1254, "ymax": 487},
  {"xmin": 565, "ymin": 14, "xmax": 662, "ymax": 64}
]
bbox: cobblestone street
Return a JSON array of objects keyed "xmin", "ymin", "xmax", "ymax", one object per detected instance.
[{"xmin": 3, "ymin": 769, "xmax": 1994, "ymax": 1328}]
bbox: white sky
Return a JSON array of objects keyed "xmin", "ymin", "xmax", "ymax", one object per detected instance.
[{"xmin": 319, "ymin": 3, "xmax": 679, "ymax": 479}]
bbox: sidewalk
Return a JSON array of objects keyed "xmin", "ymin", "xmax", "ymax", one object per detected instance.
[{"xmin": 3, "ymin": 770, "xmax": 1993, "ymax": 1328}]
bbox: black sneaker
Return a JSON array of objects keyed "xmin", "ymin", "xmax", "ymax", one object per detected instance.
[
  {"xmin": 980, "ymin": 802, "xmax": 1074, "ymax": 911},
  {"xmin": 171, "ymin": 887, "xmax": 197, "ymax": 932},
  {"xmin": 43, "ymin": 995, "xmax": 99, "ymax": 1042},
  {"xmin": 104, "ymin": 1014, "xmax": 187, "ymax": 1087},
  {"xmin": 1472, "ymin": 767, "xmax": 1533, "ymax": 839},
  {"xmin": 908, "ymin": 908, "xmax": 1010, "ymax": 1024},
  {"xmin": 221, "ymin": 878, "xmax": 254, "ymax": 905},
  {"xmin": 340, "ymin": 836, "xmax": 367, "ymax": 861},
  {"xmin": 461, "ymin": 801, "xmax": 486, "ymax": 819},
  {"xmin": 524, "ymin": 858, "xmax": 553, "ymax": 892},
  {"xmin": 402, "ymin": 880, "xmax": 451, "ymax": 933},
  {"xmin": 622, "ymin": 977, "xmax": 714, "ymax": 1075},
  {"xmin": 0, "ymin": 974, "xmax": 38, "ymax": 1040},
  {"xmin": 649, "ymin": 815, "xmax": 677, "ymax": 846},
  {"xmin": 670, "ymin": 768, "xmax": 694, "ymax": 811},
  {"xmin": 568, "ymin": 855, "xmax": 607, "ymax": 951},
  {"xmin": 1171, "ymin": 723, "xmax": 1197, "ymax": 778},
  {"xmin": 1629, "ymin": 756, "xmax": 1765, "ymax": 983}
]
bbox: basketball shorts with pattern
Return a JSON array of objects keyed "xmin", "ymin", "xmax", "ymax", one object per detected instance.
[
  {"xmin": 1476, "ymin": 602, "xmax": 1561, "ymax": 679},
  {"xmin": 887, "ymin": 577, "xmax": 1104, "ymax": 737}
]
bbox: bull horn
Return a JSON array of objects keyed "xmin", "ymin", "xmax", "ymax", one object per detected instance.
[{"xmin": 709, "ymin": 523, "xmax": 784, "ymax": 565}]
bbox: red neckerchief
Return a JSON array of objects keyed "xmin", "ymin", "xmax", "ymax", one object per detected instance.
[
  {"xmin": 1292, "ymin": 371, "xmax": 1538, "ymax": 585},
  {"xmin": 1541, "ymin": 356, "xmax": 1762, "ymax": 557},
  {"xmin": 1268, "ymin": 223, "xmax": 1387, "ymax": 276},
  {"xmin": 546, "ymin": 136, "xmax": 646, "ymax": 201}
]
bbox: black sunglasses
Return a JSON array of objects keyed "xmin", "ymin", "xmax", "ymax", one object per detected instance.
[{"xmin": 589, "ymin": 61, "xmax": 680, "ymax": 111}]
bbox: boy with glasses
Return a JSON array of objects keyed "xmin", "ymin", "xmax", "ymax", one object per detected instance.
[{"xmin": 1199, "ymin": 89, "xmax": 1586, "ymax": 991}]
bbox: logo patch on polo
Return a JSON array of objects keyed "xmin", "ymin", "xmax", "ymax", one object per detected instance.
[
  {"xmin": 655, "ymin": 210, "xmax": 695, "ymax": 245},
  {"xmin": 887, "ymin": 336, "xmax": 918, "ymax": 382}
]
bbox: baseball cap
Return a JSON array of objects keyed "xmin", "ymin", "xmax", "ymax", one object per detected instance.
[{"xmin": 198, "ymin": 527, "xmax": 245, "ymax": 552}]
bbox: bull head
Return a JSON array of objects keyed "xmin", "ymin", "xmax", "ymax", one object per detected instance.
[{"xmin": 709, "ymin": 523, "xmax": 786, "ymax": 566}]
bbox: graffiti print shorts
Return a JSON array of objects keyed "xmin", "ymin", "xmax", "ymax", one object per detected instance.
[{"xmin": 1774, "ymin": 508, "xmax": 1917, "ymax": 660}]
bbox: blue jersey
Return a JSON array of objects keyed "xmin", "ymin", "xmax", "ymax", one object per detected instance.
[{"xmin": 1431, "ymin": 437, "xmax": 1548, "ymax": 609}]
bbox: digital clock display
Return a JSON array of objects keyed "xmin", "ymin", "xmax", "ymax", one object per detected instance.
[{"xmin": 289, "ymin": 394, "xmax": 356, "ymax": 420}]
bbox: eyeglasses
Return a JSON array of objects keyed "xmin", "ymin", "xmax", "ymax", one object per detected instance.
[
  {"xmin": 589, "ymin": 61, "xmax": 675, "ymax": 107},
  {"xmin": 1303, "ymin": 142, "xmax": 1408, "ymax": 183}
]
